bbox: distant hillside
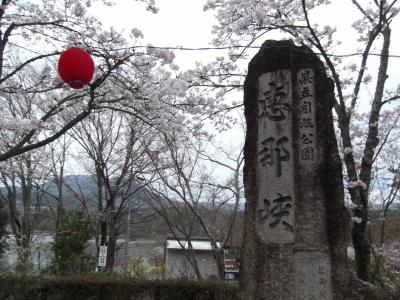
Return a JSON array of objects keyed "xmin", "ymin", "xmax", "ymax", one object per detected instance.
[
  {"xmin": 0, "ymin": 175, "xmax": 154, "ymax": 212},
  {"xmin": 43, "ymin": 175, "xmax": 158, "ymax": 211},
  {"xmin": 40, "ymin": 175, "xmax": 98, "ymax": 210}
]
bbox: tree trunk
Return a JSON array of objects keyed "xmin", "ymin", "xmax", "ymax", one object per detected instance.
[
  {"xmin": 214, "ymin": 248, "xmax": 225, "ymax": 281},
  {"xmin": 352, "ymin": 204, "xmax": 371, "ymax": 281},
  {"xmin": 374, "ymin": 214, "xmax": 386, "ymax": 278},
  {"xmin": 105, "ymin": 221, "xmax": 117, "ymax": 272},
  {"xmin": 100, "ymin": 220, "xmax": 107, "ymax": 246},
  {"xmin": 354, "ymin": 26, "xmax": 391, "ymax": 282},
  {"xmin": 188, "ymin": 250, "xmax": 203, "ymax": 281}
]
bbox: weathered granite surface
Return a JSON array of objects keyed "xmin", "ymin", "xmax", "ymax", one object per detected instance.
[{"xmin": 241, "ymin": 40, "xmax": 350, "ymax": 300}]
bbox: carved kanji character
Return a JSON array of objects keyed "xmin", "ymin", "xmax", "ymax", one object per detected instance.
[
  {"xmin": 258, "ymin": 136, "xmax": 290, "ymax": 177},
  {"xmin": 299, "ymin": 86, "xmax": 313, "ymax": 99},
  {"xmin": 259, "ymin": 81, "xmax": 291, "ymax": 121},
  {"xmin": 300, "ymin": 117, "xmax": 314, "ymax": 128},
  {"xmin": 301, "ymin": 147, "xmax": 314, "ymax": 161},
  {"xmin": 301, "ymin": 133, "xmax": 314, "ymax": 145},
  {"xmin": 301, "ymin": 101, "xmax": 312, "ymax": 114},
  {"xmin": 298, "ymin": 70, "xmax": 314, "ymax": 85},
  {"xmin": 259, "ymin": 193, "xmax": 293, "ymax": 232}
]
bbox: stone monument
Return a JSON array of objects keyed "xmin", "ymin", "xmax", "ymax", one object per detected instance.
[{"xmin": 241, "ymin": 40, "xmax": 349, "ymax": 300}]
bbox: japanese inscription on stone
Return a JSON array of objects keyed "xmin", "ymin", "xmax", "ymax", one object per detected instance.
[
  {"xmin": 297, "ymin": 69, "xmax": 316, "ymax": 168},
  {"xmin": 294, "ymin": 251, "xmax": 332, "ymax": 300},
  {"xmin": 257, "ymin": 70, "xmax": 295, "ymax": 243},
  {"xmin": 242, "ymin": 40, "xmax": 348, "ymax": 300}
]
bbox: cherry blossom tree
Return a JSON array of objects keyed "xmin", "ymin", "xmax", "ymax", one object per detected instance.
[
  {"xmin": 145, "ymin": 128, "xmax": 244, "ymax": 280},
  {"xmin": 363, "ymin": 107, "xmax": 400, "ymax": 282},
  {"xmin": 0, "ymin": 148, "xmax": 50, "ymax": 272},
  {"xmin": 43, "ymin": 135, "xmax": 72, "ymax": 230},
  {"xmin": 0, "ymin": 68, "xmax": 65, "ymax": 270},
  {"xmin": 202, "ymin": 0, "xmax": 400, "ymax": 282},
  {"xmin": 0, "ymin": 0, "xmax": 201, "ymax": 163},
  {"xmin": 69, "ymin": 111, "xmax": 156, "ymax": 272},
  {"xmin": 0, "ymin": 0, "xmax": 190, "ymax": 273},
  {"xmin": 0, "ymin": 0, "xmax": 230, "ymax": 274}
]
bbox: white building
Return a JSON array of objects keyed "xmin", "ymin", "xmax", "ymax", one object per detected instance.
[{"xmin": 164, "ymin": 237, "xmax": 221, "ymax": 280}]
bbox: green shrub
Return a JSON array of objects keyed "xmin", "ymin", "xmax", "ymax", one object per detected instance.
[
  {"xmin": 52, "ymin": 211, "xmax": 94, "ymax": 276},
  {"xmin": 0, "ymin": 276, "xmax": 239, "ymax": 300},
  {"xmin": 126, "ymin": 257, "xmax": 165, "ymax": 280}
]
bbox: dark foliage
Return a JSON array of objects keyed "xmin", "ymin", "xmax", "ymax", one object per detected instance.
[
  {"xmin": 0, "ymin": 276, "xmax": 239, "ymax": 300},
  {"xmin": 52, "ymin": 211, "xmax": 94, "ymax": 275}
]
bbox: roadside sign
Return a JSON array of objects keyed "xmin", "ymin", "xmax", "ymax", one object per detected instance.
[{"xmin": 98, "ymin": 245, "xmax": 107, "ymax": 267}]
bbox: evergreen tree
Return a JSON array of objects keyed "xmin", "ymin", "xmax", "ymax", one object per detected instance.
[{"xmin": 52, "ymin": 210, "xmax": 93, "ymax": 275}]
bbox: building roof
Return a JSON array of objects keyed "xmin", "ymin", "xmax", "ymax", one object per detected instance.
[{"xmin": 166, "ymin": 238, "xmax": 220, "ymax": 251}]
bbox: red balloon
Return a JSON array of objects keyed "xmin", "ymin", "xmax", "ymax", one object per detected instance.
[{"xmin": 57, "ymin": 48, "xmax": 95, "ymax": 89}]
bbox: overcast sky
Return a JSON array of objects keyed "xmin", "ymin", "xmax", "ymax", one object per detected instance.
[
  {"xmin": 92, "ymin": 0, "xmax": 217, "ymax": 68},
  {"xmin": 91, "ymin": 1, "xmax": 400, "ymax": 88},
  {"xmin": 67, "ymin": 0, "xmax": 400, "ymax": 175},
  {"xmin": 90, "ymin": 0, "xmax": 400, "ymax": 126}
]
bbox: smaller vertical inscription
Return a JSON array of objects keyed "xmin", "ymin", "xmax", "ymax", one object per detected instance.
[
  {"xmin": 294, "ymin": 251, "xmax": 332, "ymax": 300},
  {"xmin": 297, "ymin": 69, "xmax": 316, "ymax": 168}
]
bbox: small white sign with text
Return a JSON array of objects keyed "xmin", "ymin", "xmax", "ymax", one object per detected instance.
[{"xmin": 98, "ymin": 245, "xmax": 107, "ymax": 267}]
